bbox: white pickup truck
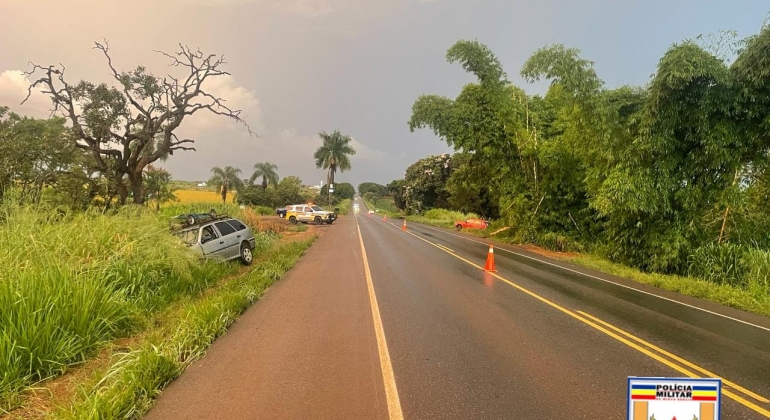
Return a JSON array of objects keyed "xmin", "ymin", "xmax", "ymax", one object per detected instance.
[{"xmin": 285, "ymin": 204, "xmax": 337, "ymax": 225}]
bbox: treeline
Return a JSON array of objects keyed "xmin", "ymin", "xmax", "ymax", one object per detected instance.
[
  {"xmin": 0, "ymin": 108, "xmax": 175, "ymax": 210},
  {"xmin": 394, "ymin": 23, "xmax": 770, "ymax": 288},
  {"xmin": 237, "ymin": 177, "xmax": 355, "ymax": 208}
]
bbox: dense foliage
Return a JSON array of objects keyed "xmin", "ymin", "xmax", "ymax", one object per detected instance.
[
  {"xmin": 236, "ymin": 176, "xmax": 315, "ymax": 207},
  {"xmin": 401, "ymin": 26, "xmax": 770, "ymax": 288},
  {"xmin": 358, "ymin": 182, "xmax": 388, "ymax": 197}
]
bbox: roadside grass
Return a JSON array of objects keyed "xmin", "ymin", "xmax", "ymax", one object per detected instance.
[
  {"xmin": 52, "ymin": 238, "xmax": 315, "ymax": 420},
  {"xmin": 287, "ymin": 224, "xmax": 308, "ymax": 232},
  {"xmin": 363, "ymin": 197, "xmax": 400, "ymax": 217},
  {"xmin": 409, "ymin": 208, "xmax": 770, "ymax": 318},
  {"xmin": 567, "ymin": 254, "xmax": 770, "ymax": 317},
  {"xmin": 0, "ymin": 202, "xmax": 279, "ymax": 412},
  {"xmin": 322, "ymin": 199, "xmax": 351, "ymax": 215},
  {"xmin": 406, "ymin": 209, "xmax": 480, "ymax": 229}
]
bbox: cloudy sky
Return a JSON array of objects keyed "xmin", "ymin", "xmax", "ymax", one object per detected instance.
[{"xmin": 0, "ymin": 0, "xmax": 767, "ymax": 187}]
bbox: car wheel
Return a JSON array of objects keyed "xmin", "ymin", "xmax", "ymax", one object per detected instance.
[
  {"xmin": 240, "ymin": 243, "xmax": 253, "ymax": 265},
  {"xmin": 314, "ymin": 216, "xmax": 323, "ymax": 225},
  {"xmin": 289, "ymin": 216, "xmax": 297, "ymax": 225},
  {"xmin": 326, "ymin": 220, "xmax": 334, "ymax": 225},
  {"xmin": 186, "ymin": 215, "xmax": 195, "ymax": 226},
  {"xmin": 455, "ymin": 224, "xmax": 462, "ymax": 231}
]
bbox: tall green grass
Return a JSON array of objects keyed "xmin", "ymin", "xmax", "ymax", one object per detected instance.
[
  {"xmin": 56, "ymin": 239, "xmax": 315, "ymax": 419},
  {"xmin": 0, "ymin": 203, "xmax": 274, "ymax": 409},
  {"xmin": 407, "ymin": 208, "xmax": 480, "ymax": 228},
  {"xmin": 363, "ymin": 196, "xmax": 400, "ymax": 217}
]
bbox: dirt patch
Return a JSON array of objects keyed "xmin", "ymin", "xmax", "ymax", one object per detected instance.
[{"xmin": 519, "ymin": 243, "xmax": 579, "ymax": 260}]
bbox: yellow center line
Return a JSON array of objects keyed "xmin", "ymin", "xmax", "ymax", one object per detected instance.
[
  {"xmin": 390, "ymin": 224, "xmax": 770, "ymax": 418},
  {"xmin": 356, "ymin": 217, "xmax": 404, "ymax": 420},
  {"xmin": 576, "ymin": 310, "xmax": 770, "ymax": 404}
]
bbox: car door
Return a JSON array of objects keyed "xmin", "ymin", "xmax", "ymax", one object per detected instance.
[
  {"xmin": 199, "ymin": 224, "xmax": 226, "ymax": 259},
  {"xmin": 214, "ymin": 221, "xmax": 240, "ymax": 259},
  {"xmin": 300, "ymin": 205, "xmax": 311, "ymax": 223}
]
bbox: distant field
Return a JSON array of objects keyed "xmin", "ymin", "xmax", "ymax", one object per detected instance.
[{"xmin": 174, "ymin": 189, "xmax": 233, "ymax": 204}]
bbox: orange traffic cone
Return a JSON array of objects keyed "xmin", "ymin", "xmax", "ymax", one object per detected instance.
[
  {"xmin": 402, "ymin": 219, "xmax": 407, "ymax": 232},
  {"xmin": 383, "ymin": 214, "xmax": 387, "ymax": 222},
  {"xmin": 484, "ymin": 244, "xmax": 497, "ymax": 272}
]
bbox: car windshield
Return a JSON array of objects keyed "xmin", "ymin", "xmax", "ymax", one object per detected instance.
[
  {"xmin": 311, "ymin": 206, "xmax": 323, "ymax": 211},
  {"xmin": 176, "ymin": 229, "xmax": 199, "ymax": 246}
]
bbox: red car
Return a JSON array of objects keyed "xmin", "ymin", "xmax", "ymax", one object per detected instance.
[{"xmin": 454, "ymin": 218, "xmax": 489, "ymax": 231}]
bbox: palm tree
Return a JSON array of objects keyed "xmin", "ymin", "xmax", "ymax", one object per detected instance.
[
  {"xmin": 209, "ymin": 166, "xmax": 243, "ymax": 203},
  {"xmin": 249, "ymin": 162, "xmax": 279, "ymax": 191},
  {"xmin": 314, "ymin": 130, "xmax": 356, "ymax": 187}
]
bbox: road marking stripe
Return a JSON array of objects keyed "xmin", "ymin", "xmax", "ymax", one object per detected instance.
[
  {"xmin": 436, "ymin": 243, "xmax": 455, "ymax": 253},
  {"xmin": 411, "ymin": 223, "xmax": 770, "ymax": 334},
  {"xmin": 576, "ymin": 310, "xmax": 769, "ymax": 404},
  {"xmin": 356, "ymin": 217, "xmax": 404, "ymax": 420},
  {"xmin": 386, "ymin": 224, "xmax": 770, "ymax": 418}
]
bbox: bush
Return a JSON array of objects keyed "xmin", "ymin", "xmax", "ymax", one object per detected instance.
[
  {"xmin": 688, "ymin": 243, "xmax": 747, "ymax": 287},
  {"xmin": 535, "ymin": 232, "xmax": 584, "ymax": 253},
  {"xmin": 742, "ymin": 248, "xmax": 770, "ymax": 299},
  {"xmin": 253, "ymin": 206, "xmax": 274, "ymax": 215},
  {"xmin": 423, "ymin": 208, "xmax": 479, "ymax": 223}
]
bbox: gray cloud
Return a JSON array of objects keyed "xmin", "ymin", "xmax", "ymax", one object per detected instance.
[{"xmin": 1, "ymin": 0, "xmax": 768, "ymax": 187}]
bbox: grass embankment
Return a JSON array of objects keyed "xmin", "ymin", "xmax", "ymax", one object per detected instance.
[
  {"xmin": 410, "ymin": 209, "xmax": 770, "ymax": 317},
  {"xmin": 406, "ymin": 208, "xmax": 479, "ymax": 229},
  {"xmin": 322, "ymin": 199, "xmax": 351, "ymax": 215},
  {"xmin": 363, "ymin": 196, "xmax": 400, "ymax": 217},
  {"xmin": 0, "ymin": 202, "xmax": 311, "ymax": 415},
  {"xmin": 53, "ymin": 239, "xmax": 315, "ymax": 419}
]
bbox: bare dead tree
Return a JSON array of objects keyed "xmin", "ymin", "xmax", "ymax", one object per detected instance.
[{"xmin": 23, "ymin": 41, "xmax": 253, "ymax": 205}]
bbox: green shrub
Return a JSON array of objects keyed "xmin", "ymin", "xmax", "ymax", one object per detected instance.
[
  {"xmin": 688, "ymin": 243, "xmax": 747, "ymax": 287},
  {"xmin": 535, "ymin": 232, "xmax": 584, "ymax": 253},
  {"xmin": 253, "ymin": 206, "xmax": 274, "ymax": 215},
  {"xmin": 743, "ymin": 248, "xmax": 770, "ymax": 300}
]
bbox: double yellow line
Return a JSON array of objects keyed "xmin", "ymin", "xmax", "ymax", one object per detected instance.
[{"xmin": 382, "ymin": 219, "xmax": 770, "ymax": 418}]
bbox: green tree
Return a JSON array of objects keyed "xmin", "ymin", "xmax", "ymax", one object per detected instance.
[
  {"xmin": 143, "ymin": 165, "xmax": 176, "ymax": 210},
  {"xmin": 363, "ymin": 191, "xmax": 379, "ymax": 205},
  {"xmin": 237, "ymin": 185, "xmax": 276, "ymax": 207},
  {"xmin": 209, "ymin": 166, "xmax": 243, "ymax": 204},
  {"xmin": 250, "ymin": 162, "xmax": 279, "ymax": 191},
  {"xmin": 320, "ymin": 182, "xmax": 355, "ymax": 200},
  {"xmin": 24, "ymin": 42, "xmax": 251, "ymax": 205},
  {"xmin": 275, "ymin": 176, "xmax": 305, "ymax": 205},
  {"xmin": 0, "ymin": 109, "xmax": 81, "ymax": 205},
  {"xmin": 400, "ymin": 154, "xmax": 455, "ymax": 213},
  {"xmin": 358, "ymin": 182, "xmax": 387, "ymax": 196},
  {"xmin": 314, "ymin": 130, "xmax": 356, "ymax": 186},
  {"xmin": 387, "ymin": 179, "xmax": 407, "ymax": 210}
]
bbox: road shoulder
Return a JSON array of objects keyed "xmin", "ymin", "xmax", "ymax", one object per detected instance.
[{"xmin": 144, "ymin": 215, "xmax": 388, "ymax": 420}]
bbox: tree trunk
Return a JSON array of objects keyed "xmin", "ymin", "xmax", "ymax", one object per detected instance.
[
  {"xmin": 129, "ymin": 170, "xmax": 145, "ymax": 205},
  {"xmin": 262, "ymin": 177, "xmax": 267, "ymax": 191},
  {"xmin": 117, "ymin": 182, "xmax": 128, "ymax": 205},
  {"xmin": 718, "ymin": 207, "xmax": 730, "ymax": 244}
]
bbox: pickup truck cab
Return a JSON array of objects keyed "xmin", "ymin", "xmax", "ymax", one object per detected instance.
[{"xmin": 286, "ymin": 204, "xmax": 337, "ymax": 225}]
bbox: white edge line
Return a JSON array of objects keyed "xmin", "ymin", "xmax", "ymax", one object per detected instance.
[
  {"xmin": 413, "ymin": 223, "xmax": 770, "ymax": 334},
  {"xmin": 356, "ymin": 216, "xmax": 404, "ymax": 420}
]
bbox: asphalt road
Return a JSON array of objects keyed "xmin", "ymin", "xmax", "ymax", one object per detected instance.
[{"xmin": 145, "ymin": 200, "xmax": 770, "ymax": 419}]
